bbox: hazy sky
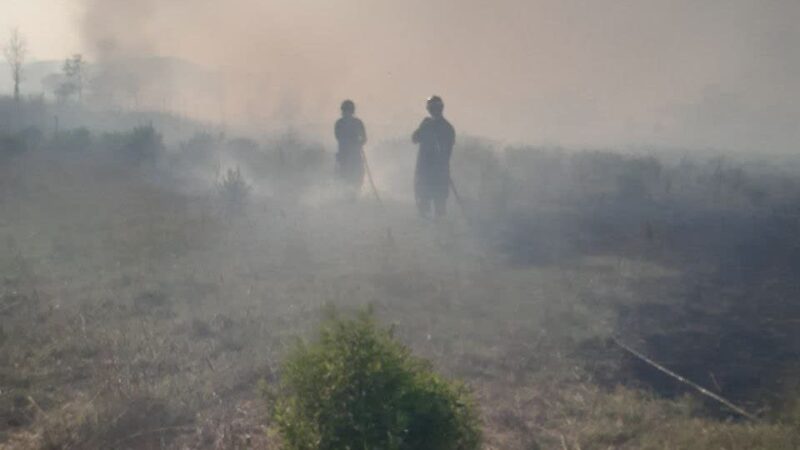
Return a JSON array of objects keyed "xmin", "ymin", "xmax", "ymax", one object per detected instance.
[
  {"xmin": 2, "ymin": 0, "xmax": 82, "ymax": 59},
  {"xmin": 4, "ymin": 0, "xmax": 800, "ymax": 151}
]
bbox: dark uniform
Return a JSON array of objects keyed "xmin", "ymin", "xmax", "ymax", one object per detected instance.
[
  {"xmin": 335, "ymin": 103, "xmax": 367, "ymax": 190},
  {"xmin": 412, "ymin": 96, "xmax": 455, "ymax": 217}
]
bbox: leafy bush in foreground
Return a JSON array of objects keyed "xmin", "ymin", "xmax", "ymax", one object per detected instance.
[{"xmin": 271, "ymin": 310, "xmax": 481, "ymax": 450}]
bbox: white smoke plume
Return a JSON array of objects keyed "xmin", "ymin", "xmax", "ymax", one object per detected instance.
[{"xmin": 79, "ymin": 0, "xmax": 800, "ymax": 151}]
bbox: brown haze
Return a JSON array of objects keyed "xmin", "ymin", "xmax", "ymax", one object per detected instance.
[{"xmin": 80, "ymin": 0, "xmax": 800, "ymax": 151}]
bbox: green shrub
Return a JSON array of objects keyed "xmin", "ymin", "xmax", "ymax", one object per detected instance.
[{"xmin": 271, "ymin": 310, "xmax": 481, "ymax": 450}]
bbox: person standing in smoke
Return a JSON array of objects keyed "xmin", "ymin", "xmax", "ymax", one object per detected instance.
[
  {"xmin": 412, "ymin": 96, "xmax": 455, "ymax": 218},
  {"xmin": 335, "ymin": 100, "xmax": 367, "ymax": 197}
]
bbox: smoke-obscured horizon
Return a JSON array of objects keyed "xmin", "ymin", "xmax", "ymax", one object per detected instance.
[{"xmin": 76, "ymin": 0, "xmax": 800, "ymax": 152}]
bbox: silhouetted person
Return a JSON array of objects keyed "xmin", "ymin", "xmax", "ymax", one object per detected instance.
[
  {"xmin": 412, "ymin": 96, "xmax": 455, "ymax": 218},
  {"xmin": 335, "ymin": 100, "xmax": 367, "ymax": 195}
]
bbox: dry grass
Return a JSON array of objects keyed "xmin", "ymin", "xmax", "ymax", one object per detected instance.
[{"xmin": 0, "ymin": 148, "xmax": 798, "ymax": 449}]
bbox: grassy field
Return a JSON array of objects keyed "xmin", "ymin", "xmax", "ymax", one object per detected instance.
[{"xmin": 1, "ymin": 132, "xmax": 799, "ymax": 449}]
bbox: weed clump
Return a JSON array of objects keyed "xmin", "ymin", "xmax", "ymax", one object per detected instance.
[{"xmin": 270, "ymin": 310, "xmax": 481, "ymax": 450}]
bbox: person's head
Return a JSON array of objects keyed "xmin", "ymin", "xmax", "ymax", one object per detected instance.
[
  {"xmin": 341, "ymin": 99, "xmax": 355, "ymax": 116},
  {"xmin": 426, "ymin": 95, "xmax": 444, "ymax": 117}
]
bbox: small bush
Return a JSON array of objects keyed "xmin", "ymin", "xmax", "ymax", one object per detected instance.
[
  {"xmin": 125, "ymin": 125, "xmax": 165, "ymax": 163},
  {"xmin": 49, "ymin": 128, "xmax": 93, "ymax": 153},
  {"xmin": 271, "ymin": 310, "xmax": 481, "ymax": 450},
  {"xmin": 217, "ymin": 166, "xmax": 252, "ymax": 215},
  {"xmin": 181, "ymin": 131, "xmax": 222, "ymax": 153},
  {"xmin": 0, "ymin": 127, "xmax": 43, "ymax": 158},
  {"xmin": 102, "ymin": 125, "xmax": 165, "ymax": 164},
  {"xmin": 178, "ymin": 131, "xmax": 222, "ymax": 166}
]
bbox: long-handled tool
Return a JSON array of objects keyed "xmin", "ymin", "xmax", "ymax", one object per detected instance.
[
  {"xmin": 361, "ymin": 148, "xmax": 383, "ymax": 207},
  {"xmin": 434, "ymin": 136, "xmax": 469, "ymax": 222},
  {"xmin": 448, "ymin": 175, "xmax": 469, "ymax": 222},
  {"xmin": 360, "ymin": 148, "xmax": 395, "ymax": 250}
]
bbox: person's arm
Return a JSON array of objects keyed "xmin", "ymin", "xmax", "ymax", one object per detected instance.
[
  {"xmin": 412, "ymin": 118, "xmax": 429, "ymax": 144},
  {"xmin": 334, "ymin": 119, "xmax": 343, "ymax": 142}
]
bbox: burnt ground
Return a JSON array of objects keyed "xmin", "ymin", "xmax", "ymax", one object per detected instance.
[{"xmin": 503, "ymin": 197, "xmax": 800, "ymax": 419}]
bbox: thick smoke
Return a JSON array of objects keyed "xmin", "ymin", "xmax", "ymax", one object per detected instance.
[{"xmin": 79, "ymin": 0, "xmax": 800, "ymax": 151}]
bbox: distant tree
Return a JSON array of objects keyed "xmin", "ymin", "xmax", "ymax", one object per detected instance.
[
  {"xmin": 62, "ymin": 54, "xmax": 84, "ymax": 102},
  {"xmin": 3, "ymin": 28, "xmax": 27, "ymax": 102}
]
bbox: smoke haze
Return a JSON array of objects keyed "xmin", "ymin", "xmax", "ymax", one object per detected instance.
[{"xmin": 79, "ymin": 0, "xmax": 800, "ymax": 151}]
